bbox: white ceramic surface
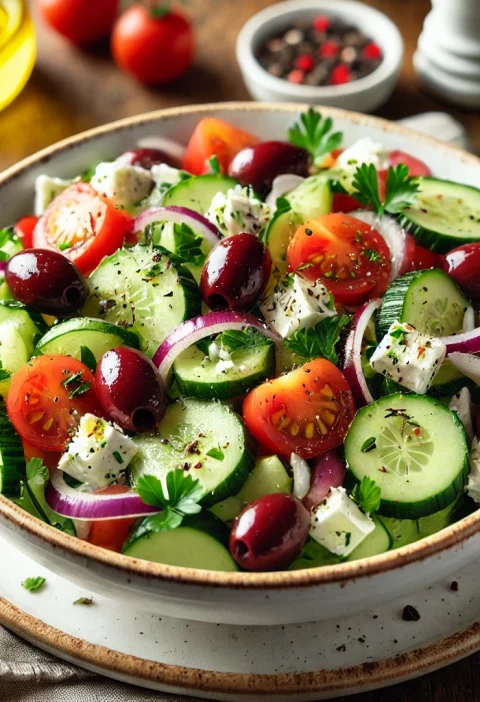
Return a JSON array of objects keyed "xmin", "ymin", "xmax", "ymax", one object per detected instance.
[
  {"xmin": 1, "ymin": 103, "xmax": 480, "ymax": 627},
  {"xmin": 236, "ymin": 0, "xmax": 403, "ymax": 112},
  {"xmin": 1, "ymin": 533, "xmax": 480, "ymax": 700}
]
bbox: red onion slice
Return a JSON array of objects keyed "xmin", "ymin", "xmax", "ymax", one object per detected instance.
[
  {"xmin": 441, "ymin": 328, "xmax": 480, "ymax": 354},
  {"xmin": 136, "ymin": 136, "xmax": 186, "ymax": 162},
  {"xmin": 350, "ymin": 210, "xmax": 407, "ymax": 281},
  {"xmin": 303, "ymin": 452, "xmax": 346, "ymax": 512},
  {"xmin": 342, "ymin": 298, "xmax": 382, "ymax": 406},
  {"xmin": 134, "ymin": 206, "xmax": 221, "ymax": 248},
  {"xmin": 46, "ymin": 470, "xmax": 160, "ymax": 521},
  {"xmin": 265, "ymin": 174, "xmax": 305, "ymax": 210},
  {"xmin": 153, "ymin": 311, "xmax": 281, "ymax": 384}
]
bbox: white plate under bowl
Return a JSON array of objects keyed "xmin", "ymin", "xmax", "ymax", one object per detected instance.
[
  {"xmin": 1, "ymin": 103, "xmax": 480, "ymax": 627},
  {"xmin": 1, "ymin": 534, "xmax": 480, "ymax": 700}
]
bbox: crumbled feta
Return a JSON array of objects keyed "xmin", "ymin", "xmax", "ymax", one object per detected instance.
[
  {"xmin": 150, "ymin": 163, "xmax": 186, "ymax": 189},
  {"xmin": 467, "ymin": 438, "xmax": 480, "ymax": 503},
  {"xmin": 205, "ymin": 185, "xmax": 270, "ymax": 237},
  {"xmin": 58, "ymin": 414, "xmax": 137, "ymax": 490},
  {"xmin": 336, "ymin": 138, "xmax": 390, "ymax": 191},
  {"xmin": 260, "ymin": 274, "xmax": 336, "ymax": 339},
  {"xmin": 34, "ymin": 175, "xmax": 74, "ymax": 216},
  {"xmin": 309, "ymin": 486, "xmax": 375, "ymax": 557},
  {"xmin": 90, "ymin": 161, "xmax": 153, "ymax": 209},
  {"xmin": 370, "ymin": 321, "xmax": 446, "ymax": 394}
]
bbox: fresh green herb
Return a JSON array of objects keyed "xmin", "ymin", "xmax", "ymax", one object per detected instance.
[
  {"xmin": 217, "ymin": 328, "xmax": 272, "ymax": 353},
  {"xmin": 0, "ymin": 226, "xmax": 20, "ymax": 249},
  {"xmin": 288, "ymin": 107, "xmax": 343, "ymax": 166},
  {"xmin": 207, "ymin": 155, "xmax": 221, "ymax": 174},
  {"xmin": 58, "ymin": 242, "xmax": 72, "ymax": 251},
  {"xmin": 284, "ymin": 315, "xmax": 351, "ymax": 364},
  {"xmin": 68, "ymin": 381, "xmax": 92, "ymax": 399},
  {"xmin": 27, "ymin": 458, "xmax": 49, "ymax": 484},
  {"xmin": 112, "ymin": 451, "xmax": 124, "ymax": 464},
  {"xmin": 81, "ymin": 166, "xmax": 97, "ymax": 183},
  {"xmin": 73, "ymin": 597, "xmax": 94, "ymax": 605},
  {"xmin": 172, "ymin": 223, "xmax": 205, "ymax": 266},
  {"xmin": 0, "ymin": 250, "xmax": 8, "ymax": 262},
  {"xmin": 206, "ymin": 447, "xmax": 224, "ymax": 461},
  {"xmin": 80, "ymin": 346, "xmax": 97, "ymax": 373},
  {"xmin": 275, "ymin": 196, "xmax": 292, "ymax": 213},
  {"xmin": 365, "ymin": 248, "xmax": 382, "ymax": 263},
  {"xmin": 0, "ymin": 361, "xmax": 11, "ymax": 382},
  {"xmin": 351, "ymin": 163, "xmax": 420, "ymax": 216},
  {"xmin": 149, "ymin": 3, "xmax": 171, "ymax": 18},
  {"xmin": 351, "ymin": 476, "xmax": 381, "ymax": 514},
  {"xmin": 389, "ymin": 326, "xmax": 408, "ymax": 340},
  {"xmin": 360, "ymin": 437, "xmax": 377, "ymax": 453},
  {"xmin": 22, "ymin": 576, "xmax": 46, "ymax": 593},
  {"xmin": 62, "ymin": 371, "xmax": 83, "ymax": 387},
  {"xmin": 351, "ymin": 163, "xmax": 383, "ymax": 213}
]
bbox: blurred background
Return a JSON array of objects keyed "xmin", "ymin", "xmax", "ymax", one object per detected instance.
[{"xmin": 0, "ymin": 0, "xmax": 479, "ymax": 172}]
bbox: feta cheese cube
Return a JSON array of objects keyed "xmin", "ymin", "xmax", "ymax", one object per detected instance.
[
  {"xmin": 58, "ymin": 414, "xmax": 137, "ymax": 489},
  {"xmin": 205, "ymin": 185, "xmax": 270, "ymax": 237},
  {"xmin": 260, "ymin": 274, "xmax": 336, "ymax": 339},
  {"xmin": 336, "ymin": 138, "xmax": 390, "ymax": 191},
  {"xmin": 150, "ymin": 163, "xmax": 187, "ymax": 189},
  {"xmin": 309, "ymin": 487, "xmax": 375, "ymax": 557},
  {"xmin": 370, "ymin": 321, "xmax": 446, "ymax": 394},
  {"xmin": 467, "ymin": 437, "xmax": 480, "ymax": 504},
  {"xmin": 34, "ymin": 175, "xmax": 75, "ymax": 216},
  {"xmin": 90, "ymin": 161, "xmax": 153, "ymax": 209}
]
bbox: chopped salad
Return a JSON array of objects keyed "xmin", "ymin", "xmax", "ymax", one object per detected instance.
[{"xmin": 1, "ymin": 109, "xmax": 480, "ymax": 572}]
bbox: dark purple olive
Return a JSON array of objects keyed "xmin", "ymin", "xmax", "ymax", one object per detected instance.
[
  {"xmin": 5, "ymin": 248, "xmax": 88, "ymax": 316},
  {"xmin": 229, "ymin": 493, "xmax": 310, "ymax": 571},
  {"xmin": 228, "ymin": 141, "xmax": 311, "ymax": 196},
  {"xmin": 125, "ymin": 147, "xmax": 180, "ymax": 170},
  {"xmin": 200, "ymin": 233, "xmax": 272, "ymax": 311},
  {"xmin": 96, "ymin": 347, "xmax": 166, "ymax": 433}
]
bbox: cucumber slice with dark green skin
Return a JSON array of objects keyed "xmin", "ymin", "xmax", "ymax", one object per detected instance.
[
  {"xmin": 173, "ymin": 343, "xmax": 275, "ymax": 401},
  {"xmin": 123, "ymin": 512, "xmax": 238, "ymax": 571},
  {"xmin": 131, "ymin": 398, "xmax": 254, "ymax": 506},
  {"xmin": 377, "ymin": 269, "xmax": 471, "ymax": 339},
  {"xmin": 263, "ymin": 206, "xmax": 300, "ymax": 276},
  {"xmin": 289, "ymin": 538, "xmax": 341, "ymax": 569},
  {"xmin": 162, "ymin": 174, "xmax": 238, "ymax": 213},
  {"xmin": 398, "ymin": 177, "xmax": 480, "ymax": 253},
  {"xmin": 0, "ymin": 405, "xmax": 25, "ymax": 498},
  {"xmin": 82, "ymin": 245, "xmax": 201, "ymax": 358},
  {"xmin": 380, "ymin": 495, "xmax": 464, "ymax": 548},
  {"xmin": 0, "ymin": 301, "xmax": 42, "ymax": 352},
  {"xmin": 346, "ymin": 517, "xmax": 392, "ymax": 561},
  {"xmin": 344, "ymin": 393, "xmax": 469, "ymax": 519},
  {"xmin": 34, "ymin": 317, "xmax": 140, "ymax": 360},
  {"xmin": 285, "ymin": 172, "xmax": 334, "ymax": 223}
]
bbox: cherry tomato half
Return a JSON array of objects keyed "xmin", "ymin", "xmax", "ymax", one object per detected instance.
[
  {"xmin": 243, "ymin": 358, "xmax": 355, "ymax": 459},
  {"xmin": 14, "ymin": 216, "xmax": 38, "ymax": 250},
  {"xmin": 387, "ymin": 150, "xmax": 432, "ymax": 177},
  {"xmin": 87, "ymin": 486, "xmax": 137, "ymax": 552},
  {"xmin": 7, "ymin": 356, "xmax": 102, "ymax": 452},
  {"xmin": 33, "ymin": 183, "xmax": 131, "ymax": 276},
  {"xmin": 112, "ymin": 4, "xmax": 194, "ymax": 85},
  {"xmin": 183, "ymin": 118, "xmax": 259, "ymax": 175},
  {"xmin": 287, "ymin": 214, "xmax": 391, "ymax": 306},
  {"xmin": 22, "ymin": 438, "xmax": 60, "ymax": 472},
  {"xmin": 39, "ymin": 0, "xmax": 119, "ymax": 45}
]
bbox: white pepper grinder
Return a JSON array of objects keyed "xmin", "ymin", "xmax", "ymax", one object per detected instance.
[{"xmin": 414, "ymin": 0, "xmax": 480, "ymax": 108}]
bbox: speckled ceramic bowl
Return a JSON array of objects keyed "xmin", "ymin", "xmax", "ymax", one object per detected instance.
[{"xmin": 1, "ymin": 103, "xmax": 479, "ymax": 625}]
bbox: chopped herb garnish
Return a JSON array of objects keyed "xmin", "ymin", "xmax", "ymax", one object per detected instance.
[
  {"xmin": 172, "ymin": 223, "xmax": 205, "ymax": 266},
  {"xmin": 74, "ymin": 597, "xmax": 94, "ymax": 605},
  {"xmin": 58, "ymin": 242, "xmax": 72, "ymax": 251},
  {"xmin": 284, "ymin": 315, "xmax": 351, "ymax": 365},
  {"xmin": 288, "ymin": 107, "xmax": 343, "ymax": 166},
  {"xmin": 206, "ymin": 447, "xmax": 225, "ymax": 461},
  {"xmin": 216, "ymin": 328, "xmax": 271, "ymax": 353},
  {"xmin": 0, "ymin": 360, "xmax": 11, "ymax": 382},
  {"xmin": 81, "ymin": 166, "xmax": 97, "ymax": 183},
  {"xmin": 68, "ymin": 381, "xmax": 91, "ymax": 399},
  {"xmin": 360, "ymin": 437, "xmax": 377, "ymax": 453},
  {"xmin": 62, "ymin": 371, "xmax": 83, "ymax": 387},
  {"xmin": 365, "ymin": 248, "xmax": 382, "ymax": 263},
  {"xmin": 80, "ymin": 346, "xmax": 97, "ymax": 373},
  {"xmin": 112, "ymin": 451, "xmax": 124, "ymax": 464},
  {"xmin": 22, "ymin": 576, "xmax": 46, "ymax": 592},
  {"xmin": 351, "ymin": 476, "xmax": 381, "ymax": 515},
  {"xmin": 207, "ymin": 154, "xmax": 221, "ymax": 174}
]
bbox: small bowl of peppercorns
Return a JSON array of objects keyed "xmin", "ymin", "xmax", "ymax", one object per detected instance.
[{"xmin": 236, "ymin": 0, "xmax": 403, "ymax": 112}]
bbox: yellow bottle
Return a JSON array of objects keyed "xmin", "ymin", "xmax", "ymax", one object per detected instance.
[{"xmin": 0, "ymin": 0, "xmax": 36, "ymax": 111}]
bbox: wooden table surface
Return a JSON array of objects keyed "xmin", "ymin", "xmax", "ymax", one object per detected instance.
[{"xmin": 1, "ymin": 1, "xmax": 479, "ymax": 700}]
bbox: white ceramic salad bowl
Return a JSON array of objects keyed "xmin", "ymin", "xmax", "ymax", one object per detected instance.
[{"xmin": 1, "ymin": 102, "xmax": 480, "ymax": 626}]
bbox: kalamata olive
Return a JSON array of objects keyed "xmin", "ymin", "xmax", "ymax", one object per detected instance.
[
  {"xmin": 124, "ymin": 147, "xmax": 180, "ymax": 170},
  {"xmin": 5, "ymin": 248, "xmax": 88, "ymax": 316},
  {"xmin": 228, "ymin": 141, "xmax": 311, "ymax": 197},
  {"xmin": 443, "ymin": 243, "xmax": 480, "ymax": 299},
  {"xmin": 96, "ymin": 347, "xmax": 166, "ymax": 433},
  {"xmin": 200, "ymin": 233, "xmax": 272, "ymax": 311},
  {"xmin": 229, "ymin": 493, "xmax": 310, "ymax": 571}
]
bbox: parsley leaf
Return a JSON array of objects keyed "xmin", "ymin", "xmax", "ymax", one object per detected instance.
[
  {"xmin": 136, "ymin": 471, "xmax": 202, "ymax": 516},
  {"xmin": 351, "ymin": 476, "xmax": 381, "ymax": 514},
  {"xmin": 26, "ymin": 458, "xmax": 49, "ymax": 484},
  {"xmin": 207, "ymin": 154, "xmax": 221, "ymax": 174},
  {"xmin": 351, "ymin": 163, "xmax": 420, "ymax": 216},
  {"xmin": 351, "ymin": 163, "xmax": 382, "ymax": 212},
  {"xmin": 284, "ymin": 315, "xmax": 351, "ymax": 364},
  {"xmin": 0, "ymin": 360, "xmax": 11, "ymax": 382},
  {"xmin": 173, "ymin": 223, "xmax": 205, "ymax": 266},
  {"xmin": 288, "ymin": 108, "xmax": 343, "ymax": 166},
  {"xmin": 22, "ymin": 576, "xmax": 46, "ymax": 592},
  {"xmin": 80, "ymin": 346, "xmax": 97, "ymax": 373},
  {"xmin": 206, "ymin": 447, "xmax": 224, "ymax": 461},
  {"xmin": 217, "ymin": 328, "xmax": 272, "ymax": 353},
  {"xmin": 135, "ymin": 474, "xmax": 169, "ymax": 509}
]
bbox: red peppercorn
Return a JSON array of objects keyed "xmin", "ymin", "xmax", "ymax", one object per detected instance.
[
  {"xmin": 295, "ymin": 54, "xmax": 314, "ymax": 72},
  {"xmin": 363, "ymin": 42, "xmax": 382, "ymax": 60},
  {"xmin": 319, "ymin": 40, "xmax": 340, "ymax": 58},
  {"xmin": 287, "ymin": 69, "xmax": 305, "ymax": 84},
  {"xmin": 330, "ymin": 64, "xmax": 351, "ymax": 85},
  {"xmin": 313, "ymin": 15, "xmax": 329, "ymax": 33}
]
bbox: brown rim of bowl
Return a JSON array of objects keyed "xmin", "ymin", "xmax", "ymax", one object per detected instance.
[
  {"xmin": 1, "ymin": 101, "xmax": 480, "ymax": 591},
  {"xmin": 1, "ymin": 595, "xmax": 479, "ymax": 695}
]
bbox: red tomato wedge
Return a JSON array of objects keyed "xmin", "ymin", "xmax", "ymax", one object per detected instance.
[
  {"xmin": 33, "ymin": 183, "xmax": 132, "ymax": 275},
  {"xmin": 14, "ymin": 216, "xmax": 38, "ymax": 249},
  {"xmin": 87, "ymin": 486, "xmax": 137, "ymax": 552},
  {"xmin": 183, "ymin": 118, "xmax": 259, "ymax": 175},
  {"xmin": 387, "ymin": 150, "xmax": 431, "ymax": 177},
  {"xmin": 243, "ymin": 359, "xmax": 355, "ymax": 459},
  {"xmin": 7, "ymin": 356, "xmax": 102, "ymax": 452},
  {"xmin": 287, "ymin": 214, "xmax": 391, "ymax": 306}
]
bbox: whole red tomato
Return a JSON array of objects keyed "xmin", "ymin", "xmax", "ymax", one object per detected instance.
[
  {"xmin": 112, "ymin": 4, "xmax": 194, "ymax": 85},
  {"xmin": 38, "ymin": 0, "xmax": 119, "ymax": 45}
]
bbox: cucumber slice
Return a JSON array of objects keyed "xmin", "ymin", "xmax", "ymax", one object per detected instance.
[
  {"xmin": 123, "ymin": 512, "xmax": 237, "ymax": 571},
  {"xmin": 173, "ymin": 343, "xmax": 275, "ymax": 401},
  {"xmin": 162, "ymin": 174, "xmax": 238, "ymax": 213},
  {"xmin": 285, "ymin": 172, "xmax": 334, "ymax": 223},
  {"xmin": 380, "ymin": 496, "xmax": 463, "ymax": 548},
  {"xmin": 0, "ymin": 405, "xmax": 25, "ymax": 498},
  {"xmin": 131, "ymin": 399, "xmax": 253, "ymax": 506},
  {"xmin": 289, "ymin": 538, "xmax": 341, "ymax": 570},
  {"xmin": 209, "ymin": 496, "xmax": 244, "ymax": 522},
  {"xmin": 346, "ymin": 517, "xmax": 392, "ymax": 561},
  {"xmin": 344, "ymin": 393, "xmax": 469, "ymax": 519},
  {"xmin": 263, "ymin": 206, "xmax": 300, "ymax": 276},
  {"xmin": 237, "ymin": 455, "xmax": 292, "ymax": 502},
  {"xmin": 82, "ymin": 245, "xmax": 201, "ymax": 357},
  {"xmin": 398, "ymin": 177, "xmax": 480, "ymax": 253},
  {"xmin": 0, "ymin": 321, "xmax": 29, "ymax": 398},
  {"xmin": 377, "ymin": 269, "xmax": 471, "ymax": 339},
  {"xmin": 0, "ymin": 300, "xmax": 42, "ymax": 353},
  {"xmin": 35, "ymin": 317, "xmax": 140, "ymax": 360}
]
